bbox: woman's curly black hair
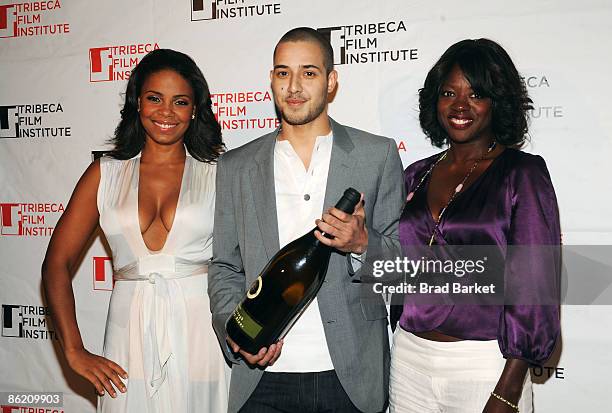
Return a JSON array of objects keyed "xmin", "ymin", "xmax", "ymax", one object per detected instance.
[
  {"xmin": 419, "ymin": 39, "xmax": 533, "ymax": 148},
  {"xmin": 108, "ymin": 49, "xmax": 223, "ymax": 162}
]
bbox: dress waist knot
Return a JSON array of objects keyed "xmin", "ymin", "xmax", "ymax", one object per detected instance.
[{"xmin": 112, "ymin": 254, "xmax": 209, "ymax": 398}]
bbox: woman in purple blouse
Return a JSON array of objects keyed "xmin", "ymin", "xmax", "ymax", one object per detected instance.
[{"xmin": 389, "ymin": 39, "xmax": 561, "ymax": 412}]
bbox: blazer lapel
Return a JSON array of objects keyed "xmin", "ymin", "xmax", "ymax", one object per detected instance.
[
  {"xmin": 248, "ymin": 119, "xmax": 355, "ymax": 260},
  {"xmin": 250, "ymin": 132, "xmax": 281, "ymax": 260},
  {"xmin": 324, "ymin": 118, "xmax": 356, "ymax": 211}
]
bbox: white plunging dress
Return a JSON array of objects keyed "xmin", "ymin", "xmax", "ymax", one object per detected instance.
[{"xmin": 96, "ymin": 153, "xmax": 230, "ymax": 412}]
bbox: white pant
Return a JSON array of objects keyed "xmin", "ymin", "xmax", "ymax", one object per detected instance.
[{"xmin": 389, "ymin": 328, "xmax": 533, "ymax": 413}]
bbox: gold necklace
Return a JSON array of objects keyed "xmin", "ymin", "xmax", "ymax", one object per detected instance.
[{"xmin": 406, "ymin": 141, "xmax": 497, "ymax": 246}]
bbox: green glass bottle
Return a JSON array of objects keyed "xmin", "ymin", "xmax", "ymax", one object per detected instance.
[{"xmin": 226, "ymin": 188, "xmax": 361, "ymax": 355}]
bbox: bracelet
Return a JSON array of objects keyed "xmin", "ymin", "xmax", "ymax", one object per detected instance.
[{"xmin": 490, "ymin": 392, "xmax": 519, "ymax": 412}]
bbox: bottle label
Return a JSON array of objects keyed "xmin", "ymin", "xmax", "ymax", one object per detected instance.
[{"xmin": 232, "ymin": 303, "xmax": 263, "ymax": 339}]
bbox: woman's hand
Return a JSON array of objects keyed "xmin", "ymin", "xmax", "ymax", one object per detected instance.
[
  {"xmin": 65, "ymin": 348, "xmax": 127, "ymax": 398},
  {"xmin": 482, "ymin": 358, "xmax": 528, "ymax": 412}
]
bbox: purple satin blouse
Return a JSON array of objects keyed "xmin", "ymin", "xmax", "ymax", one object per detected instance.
[{"xmin": 398, "ymin": 148, "xmax": 561, "ymax": 366}]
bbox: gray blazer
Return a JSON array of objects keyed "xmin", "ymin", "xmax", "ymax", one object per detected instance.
[{"xmin": 208, "ymin": 118, "xmax": 405, "ymax": 412}]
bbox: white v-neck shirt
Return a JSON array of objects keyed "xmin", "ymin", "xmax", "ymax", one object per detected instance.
[{"xmin": 267, "ymin": 132, "xmax": 335, "ymax": 372}]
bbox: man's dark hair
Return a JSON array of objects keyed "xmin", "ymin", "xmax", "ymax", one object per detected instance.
[
  {"xmin": 274, "ymin": 27, "xmax": 334, "ymax": 74},
  {"xmin": 419, "ymin": 38, "xmax": 533, "ymax": 148},
  {"xmin": 108, "ymin": 49, "xmax": 223, "ymax": 162}
]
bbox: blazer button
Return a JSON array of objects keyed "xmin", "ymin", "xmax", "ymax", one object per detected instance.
[{"xmin": 303, "ymin": 194, "xmax": 310, "ymax": 201}]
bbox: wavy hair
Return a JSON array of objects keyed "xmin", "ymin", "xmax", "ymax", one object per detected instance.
[
  {"xmin": 108, "ymin": 49, "xmax": 223, "ymax": 162},
  {"xmin": 419, "ymin": 39, "xmax": 533, "ymax": 148}
]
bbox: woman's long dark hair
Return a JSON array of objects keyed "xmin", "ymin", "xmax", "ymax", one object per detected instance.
[
  {"xmin": 109, "ymin": 49, "xmax": 223, "ymax": 162},
  {"xmin": 419, "ymin": 39, "xmax": 533, "ymax": 148}
]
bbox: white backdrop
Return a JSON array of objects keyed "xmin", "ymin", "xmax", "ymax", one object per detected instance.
[{"xmin": 1, "ymin": 0, "xmax": 611, "ymax": 411}]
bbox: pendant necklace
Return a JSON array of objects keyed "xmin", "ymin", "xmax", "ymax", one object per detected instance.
[{"xmin": 406, "ymin": 141, "xmax": 497, "ymax": 246}]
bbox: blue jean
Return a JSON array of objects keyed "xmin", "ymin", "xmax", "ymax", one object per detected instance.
[{"xmin": 240, "ymin": 370, "xmax": 362, "ymax": 413}]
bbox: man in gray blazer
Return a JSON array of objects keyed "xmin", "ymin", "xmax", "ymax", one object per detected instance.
[{"xmin": 209, "ymin": 27, "xmax": 405, "ymax": 412}]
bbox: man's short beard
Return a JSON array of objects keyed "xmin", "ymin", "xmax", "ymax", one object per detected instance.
[{"xmin": 280, "ymin": 98, "xmax": 327, "ymax": 126}]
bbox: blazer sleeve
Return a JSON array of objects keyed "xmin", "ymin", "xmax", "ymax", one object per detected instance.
[
  {"xmin": 208, "ymin": 154, "xmax": 246, "ymax": 363},
  {"xmin": 354, "ymin": 138, "xmax": 406, "ymax": 278}
]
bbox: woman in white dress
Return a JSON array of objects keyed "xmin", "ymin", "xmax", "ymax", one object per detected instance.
[{"xmin": 42, "ymin": 49, "xmax": 230, "ymax": 412}]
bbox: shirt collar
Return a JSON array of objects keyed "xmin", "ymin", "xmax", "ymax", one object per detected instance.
[{"xmin": 275, "ymin": 130, "xmax": 333, "ymax": 151}]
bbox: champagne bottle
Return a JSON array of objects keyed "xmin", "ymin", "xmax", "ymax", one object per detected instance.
[{"xmin": 226, "ymin": 188, "xmax": 361, "ymax": 355}]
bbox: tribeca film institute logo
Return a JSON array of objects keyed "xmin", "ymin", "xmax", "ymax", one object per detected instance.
[
  {"xmin": 523, "ymin": 74, "xmax": 563, "ymax": 120},
  {"xmin": 0, "ymin": 202, "xmax": 64, "ymax": 237},
  {"xmin": 89, "ymin": 43, "xmax": 160, "ymax": 82},
  {"xmin": 191, "ymin": 0, "xmax": 281, "ymax": 21},
  {"xmin": 0, "ymin": 405, "xmax": 65, "ymax": 413},
  {"xmin": 93, "ymin": 256, "xmax": 114, "ymax": 291},
  {"xmin": 0, "ymin": 1, "xmax": 69, "ymax": 38},
  {"xmin": 211, "ymin": 91, "xmax": 279, "ymax": 131},
  {"xmin": 1, "ymin": 304, "xmax": 57, "ymax": 340},
  {"xmin": 0, "ymin": 103, "xmax": 70, "ymax": 139},
  {"xmin": 317, "ymin": 21, "xmax": 418, "ymax": 65}
]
